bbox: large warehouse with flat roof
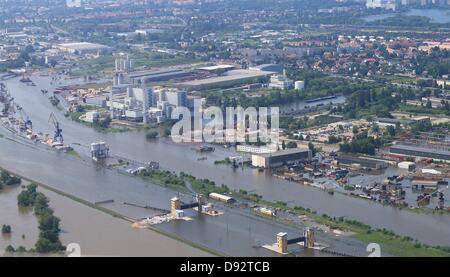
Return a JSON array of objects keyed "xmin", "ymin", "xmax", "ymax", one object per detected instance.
[
  {"xmin": 125, "ymin": 69, "xmax": 191, "ymax": 83},
  {"xmin": 179, "ymin": 69, "xmax": 273, "ymax": 90},
  {"xmin": 57, "ymin": 42, "xmax": 112, "ymax": 55},
  {"xmin": 252, "ymin": 148, "xmax": 312, "ymax": 168},
  {"xmin": 390, "ymin": 144, "xmax": 450, "ymax": 162}
]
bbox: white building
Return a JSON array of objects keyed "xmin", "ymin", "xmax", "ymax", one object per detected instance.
[
  {"xmin": 269, "ymin": 74, "xmax": 294, "ymax": 90},
  {"xmin": 366, "ymin": 0, "xmax": 398, "ymax": 10},
  {"xmin": 294, "ymin": 80, "xmax": 305, "ymax": 90},
  {"xmin": 115, "ymin": 55, "xmax": 134, "ymax": 73},
  {"xmin": 157, "ymin": 88, "xmax": 187, "ymax": 107},
  {"xmin": 84, "ymin": 111, "xmax": 100, "ymax": 123},
  {"xmin": 252, "ymin": 148, "xmax": 312, "ymax": 168},
  {"xmin": 237, "ymin": 145, "xmax": 277, "ymax": 154},
  {"xmin": 57, "ymin": 42, "xmax": 112, "ymax": 55},
  {"xmin": 66, "ymin": 0, "xmax": 82, "ymax": 8}
]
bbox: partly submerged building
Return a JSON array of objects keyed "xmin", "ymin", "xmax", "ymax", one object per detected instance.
[{"xmin": 252, "ymin": 148, "xmax": 312, "ymax": 168}]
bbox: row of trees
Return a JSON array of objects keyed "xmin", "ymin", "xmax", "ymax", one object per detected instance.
[
  {"xmin": 339, "ymin": 131, "xmax": 383, "ymax": 155},
  {"xmin": 17, "ymin": 184, "xmax": 65, "ymax": 254},
  {"xmin": 341, "ymin": 85, "xmax": 410, "ymax": 119}
]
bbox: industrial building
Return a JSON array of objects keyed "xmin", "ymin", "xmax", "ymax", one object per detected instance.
[
  {"xmin": 268, "ymin": 73, "xmax": 294, "ymax": 90},
  {"xmin": 336, "ymin": 155, "xmax": 389, "ymax": 170},
  {"xmin": 209, "ymin": 193, "xmax": 236, "ymax": 204},
  {"xmin": 179, "ymin": 69, "xmax": 272, "ymax": 90},
  {"xmin": 115, "ymin": 56, "xmax": 134, "ymax": 73},
  {"xmin": 366, "ymin": 0, "xmax": 398, "ymax": 11},
  {"xmin": 249, "ymin": 64, "xmax": 283, "ymax": 74},
  {"xmin": 57, "ymin": 42, "xmax": 112, "ymax": 55},
  {"xmin": 390, "ymin": 144, "xmax": 450, "ymax": 162},
  {"xmin": 197, "ymin": 64, "xmax": 236, "ymax": 73},
  {"xmin": 375, "ymin": 116, "xmax": 430, "ymax": 127},
  {"xmin": 154, "ymin": 87, "xmax": 187, "ymax": 120},
  {"xmin": 157, "ymin": 88, "xmax": 187, "ymax": 107},
  {"xmin": 398, "ymin": 161, "xmax": 416, "ymax": 171},
  {"xmin": 90, "ymin": 141, "xmax": 109, "ymax": 161},
  {"xmin": 125, "ymin": 69, "xmax": 191, "ymax": 84},
  {"xmin": 252, "ymin": 148, "xmax": 312, "ymax": 168},
  {"xmin": 107, "ymin": 84, "xmax": 152, "ymax": 123}
]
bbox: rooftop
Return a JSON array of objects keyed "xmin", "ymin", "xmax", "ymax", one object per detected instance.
[
  {"xmin": 180, "ymin": 69, "xmax": 272, "ymax": 86},
  {"xmin": 391, "ymin": 144, "xmax": 450, "ymax": 156},
  {"xmin": 58, "ymin": 42, "xmax": 111, "ymax": 50},
  {"xmin": 126, "ymin": 69, "xmax": 188, "ymax": 79},
  {"xmin": 255, "ymin": 147, "xmax": 310, "ymax": 158},
  {"xmin": 198, "ymin": 64, "xmax": 235, "ymax": 71}
]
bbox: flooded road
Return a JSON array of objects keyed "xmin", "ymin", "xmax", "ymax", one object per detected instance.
[{"xmin": 1, "ymin": 75, "xmax": 450, "ymax": 247}]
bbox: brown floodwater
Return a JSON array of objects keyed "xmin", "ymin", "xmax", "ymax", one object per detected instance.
[
  {"xmin": 44, "ymin": 188, "xmax": 213, "ymax": 257},
  {"xmin": 0, "ymin": 185, "xmax": 212, "ymax": 257},
  {"xmin": 0, "ymin": 186, "xmax": 38, "ymax": 253}
]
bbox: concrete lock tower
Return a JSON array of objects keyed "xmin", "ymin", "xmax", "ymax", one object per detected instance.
[
  {"xmin": 196, "ymin": 194, "xmax": 205, "ymax": 213},
  {"xmin": 303, "ymin": 228, "xmax": 315, "ymax": 248},
  {"xmin": 170, "ymin": 197, "xmax": 181, "ymax": 217},
  {"xmin": 276, "ymin": 232, "xmax": 287, "ymax": 254}
]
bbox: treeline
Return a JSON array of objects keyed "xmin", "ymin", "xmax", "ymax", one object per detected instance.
[
  {"xmin": 340, "ymin": 85, "xmax": 417, "ymax": 119},
  {"xmin": 371, "ymin": 15, "xmax": 433, "ymax": 28},
  {"xmin": 339, "ymin": 131, "xmax": 383, "ymax": 155},
  {"xmin": 0, "ymin": 45, "xmax": 46, "ymax": 73},
  {"xmin": 15, "ymin": 184, "xmax": 65, "ymax": 254},
  {"xmin": 414, "ymin": 49, "xmax": 450, "ymax": 78},
  {"xmin": 281, "ymin": 114, "xmax": 341, "ymax": 132},
  {"xmin": 205, "ymin": 75, "xmax": 374, "ymax": 109}
]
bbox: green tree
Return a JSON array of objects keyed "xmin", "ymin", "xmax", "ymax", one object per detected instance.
[
  {"xmin": 308, "ymin": 142, "xmax": 316, "ymax": 156},
  {"xmin": 17, "ymin": 184, "xmax": 38, "ymax": 207},
  {"xmin": 146, "ymin": 131, "xmax": 159, "ymax": 140},
  {"xmin": 2, "ymin": 224, "xmax": 11, "ymax": 234},
  {"xmin": 286, "ymin": 141, "xmax": 297, "ymax": 149},
  {"xmin": 385, "ymin": 125, "xmax": 396, "ymax": 137},
  {"xmin": 327, "ymin": 135, "xmax": 341, "ymax": 144}
]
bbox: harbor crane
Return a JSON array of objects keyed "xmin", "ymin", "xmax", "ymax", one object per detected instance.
[
  {"xmin": 18, "ymin": 109, "xmax": 32, "ymax": 131},
  {"xmin": 1, "ymin": 96, "xmax": 13, "ymax": 116},
  {"xmin": 48, "ymin": 112, "xmax": 63, "ymax": 144}
]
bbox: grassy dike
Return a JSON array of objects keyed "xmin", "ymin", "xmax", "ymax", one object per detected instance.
[{"xmin": 0, "ymin": 167, "xmax": 223, "ymax": 257}]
